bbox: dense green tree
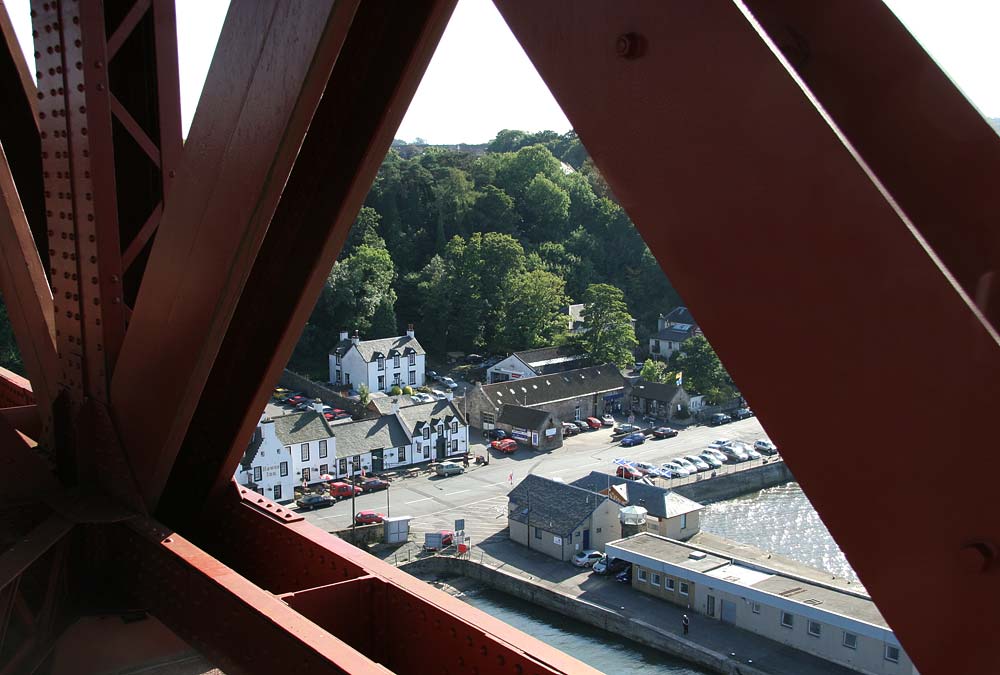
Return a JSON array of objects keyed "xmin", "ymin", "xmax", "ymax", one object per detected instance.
[
  {"xmin": 466, "ymin": 185, "xmax": 519, "ymax": 236},
  {"xmin": 639, "ymin": 359, "xmax": 670, "ymax": 383},
  {"xmin": 521, "ymin": 173, "xmax": 570, "ymax": 242},
  {"xmin": 493, "ymin": 144, "xmax": 563, "ymax": 199},
  {"xmin": 498, "ymin": 270, "xmax": 569, "ymax": 351},
  {"xmin": 326, "ymin": 244, "xmax": 397, "ymax": 336},
  {"xmin": 575, "ymin": 284, "xmax": 638, "ymax": 368},
  {"xmin": 670, "ymin": 334, "xmax": 736, "ymax": 403}
]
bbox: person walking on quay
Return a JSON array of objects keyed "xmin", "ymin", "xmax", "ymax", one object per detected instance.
[{"xmin": 682, "ymin": 614, "xmax": 690, "ymax": 635}]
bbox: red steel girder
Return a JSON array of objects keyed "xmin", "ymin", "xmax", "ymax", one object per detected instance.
[
  {"xmin": 111, "ymin": 0, "xmax": 363, "ymax": 512},
  {"xmin": 158, "ymin": 0, "xmax": 460, "ymax": 530},
  {"xmin": 494, "ymin": 1, "xmax": 1000, "ymax": 673},
  {"xmin": 743, "ymin": 0, "xmax": 1000, "ymax": 328}
]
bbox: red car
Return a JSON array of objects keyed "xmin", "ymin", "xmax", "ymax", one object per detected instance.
[
  {"xmin": 491, "ymin": 438, "xmax": 518, "ymax": 454},
  {"xmin": 328, "ymin": 482, "xmax": 362, "ymax": 500},
  {"xmin": 354, "ymin": 510, "xmax": 384, "ymax": 525},
  {"xmin": 585, "ymin": 417, "xmax": 602, "ymax": 429},
  {"xmin": 616, "ymin": 465, "xmax": 644, "ymax": 480}
]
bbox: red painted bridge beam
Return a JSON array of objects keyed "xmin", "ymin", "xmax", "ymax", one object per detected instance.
[
  {"xmin": 495, "ymin": 1, "xmax": 1000, "ymax": 673},
  {"xmin": 743, "ymin": 0, "xmax": 1000, "ymax": 329}
]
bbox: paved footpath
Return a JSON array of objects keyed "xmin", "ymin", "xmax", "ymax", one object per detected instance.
[{"xmin": 380, "ymin": 536, "xmax": 859, "ymax": 675}]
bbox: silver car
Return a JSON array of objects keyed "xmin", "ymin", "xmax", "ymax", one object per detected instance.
[
  {"xmin": 683, "ymin": 455, "xmax": 711, "ymax": 472},
  {"xmin": 674, "ymin": 457, "xmax": 699, "ymax": 473},
  {"xmin": 660, "ymin": 461, "xmax": 690, "ymax": 477},
  {"xmin": 698, "ymin": 452, "xmax": 724, "ymax": 469}
]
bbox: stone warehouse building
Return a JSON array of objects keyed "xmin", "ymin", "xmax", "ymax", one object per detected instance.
[{"xmin": 465, "ymin": 364, "xmax": 624, "ymax": 436}]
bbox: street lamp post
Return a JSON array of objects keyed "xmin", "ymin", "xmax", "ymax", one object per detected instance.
[{"xmin": 386, "ymin": 484, "xmax": 390, "ymax": 518}]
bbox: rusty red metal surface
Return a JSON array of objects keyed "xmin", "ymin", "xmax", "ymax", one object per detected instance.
[
  {"xmin": 0, "ymin": 0, "xmax": 996, "ymax": 672},
  {"xmin": 495, "ymin": 1, "xmax": 1000, "ymax": 673}
]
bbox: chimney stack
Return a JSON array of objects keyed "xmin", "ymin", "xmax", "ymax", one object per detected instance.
[
  {"xmin": 312, "ymin": 399, "xmax": 325, "ymax": 413},
  {"xmin": 351, "ymin": 330, "xmax": 360, "ymax": 346},
  {"xmin": 339, "ymin": 329, "xmax": 349, "ymax": 342},
  {"xmin": 446, "ymin": 391, "xmax": 454, "ymax": 402},
  {"xmin": 390, "ymin": 398, "xmax": 400, "ymax": 415},
  {"xmin": 406, "ymin": 323, "xmax": 415, "ymax": 339}
]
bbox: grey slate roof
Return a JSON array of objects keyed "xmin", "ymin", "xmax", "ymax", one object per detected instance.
[
  {"xmin": 497, "ymin": 404, "xmax": 551, "ymax": 429},
  {"xmin": 570, "ymin": 471, "xmax": 702, "ymax": 520},
  {"xmin": 273, "ymin": 411, "xmax": 333, "ymax": 446},
  {"xmin": 631, "ymin": 379, "xmax": 682, "ymax": 402},
  {"xmin": 507, "ymin": 474, "xmax": 607, "ymax": 537},
  {"xmin": 330, "ymin": 334, "xmax": 425, "ymax": 361},
  {"xmin": 663, "ymin": 306, "xmax": 696, "ymax": 325},
  {"xmin": 331, "ymin": 416, "xmax": 411, "ymax": 457},
  {"xmin": 395, "ymin": 399, "xmax": 466, "ymax": 433},
  {"xmin": 655, "ymin": 325, "xmax": 697, "ymax": 342},
  {"xmin": 482, "ymin": 364, "xmax": 623, "ymax": 408}
]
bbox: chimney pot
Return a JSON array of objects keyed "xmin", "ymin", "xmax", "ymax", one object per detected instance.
[{"xmin": 406, "ymin": 323, "xmax": 415, "ymax": 339}]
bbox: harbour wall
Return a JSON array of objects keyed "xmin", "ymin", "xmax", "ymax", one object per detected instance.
[{"xmin": 404, "ymin": 555, "xmax": 769, "ymax": 675}]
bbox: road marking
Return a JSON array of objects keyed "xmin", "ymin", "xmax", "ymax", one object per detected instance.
[
  {"xmin": 548, "ymin": 460, "xmax": 600, "ymax": 475},
  {"xmin": 406, "ymin": 497, "xmax": 433, "ymax": 504},
  {"xmin": 447, "ymin": 489, "xmax": 470, "ymax": 496}
]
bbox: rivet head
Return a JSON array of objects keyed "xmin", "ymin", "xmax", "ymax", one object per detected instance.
[
  {"xmin": 959, "ymin": 542, "xmax": 995, "ymax": 573},
  {"xmin": 616, "ymin": 32, "xmax": 645, "ymax": 60}
]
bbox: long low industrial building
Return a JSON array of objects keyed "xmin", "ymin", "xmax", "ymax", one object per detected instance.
[{"xmin": 606, "ymin": 533, "xmax": 912, "ymax": 675}]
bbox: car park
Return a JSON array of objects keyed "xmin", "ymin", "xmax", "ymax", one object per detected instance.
[
  {"xmin": 601, "ymin": 414, "xmax": 615, "ymax": 426},
  {"xmin": 615, "ymin": 423, "xmax": 641, "ymax": 435},
  {"xmin": 708, "ymin": 413, "xmax": 732, "ymax": 426},
  {"xmin": 732, "ymin": 407, "xmax": 754, "ymax": 420},
  {"xmin": 683, "ymin": 455, "xmax": 711, "ymax": 472},
  {"xmin": 354, "ymin": 510, "xmax": 385, "ymax": 525},
  {"xmin": 660, "ymin": 460, "xmax": 690, "ymax": 477},
  {"xmin": 572, "ymin": 549, "xmax": 603, "ymax": 567},
  {"xmin": 698, "ymin": 452, "xmax": 724, "ymax": 469},
  {"xmin": 434, "ymin": 461, "xmax": 464, "ymax": 476},
  {"xmin": 585, "ymin": 417, "xmax": 603, "ymax": 429},
  {"xmin": 296, "ymin": 494, "xmax": 334, "ymax": 511},
  {"xmin": 652, "ymin": 426, "xmax": 678, "ymax": 439},
  {"xmin": 754, "ymin": 439, "xmax": 778, "ymax": 455},
  {"xmin": 491, "ymin": 438, "xmax": 518, "ymax": 454},
  {"xmin": 486, "ymin": 428, "xmax": 508, "ymax": 440},
  {"xmin": 703, "ymin": 448, "xmax": 728, "ymax": 465},
  {"xmin": 620, "ymin": 432, "xmax": 645, "ymax": 447},
  {"xmin": 616, "ymin": 464, "xmax": 644, "ymax": 480}
]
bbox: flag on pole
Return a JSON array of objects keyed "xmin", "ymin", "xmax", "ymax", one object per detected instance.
[
  {"xmin": 675, "ymin": 371, "xmax": 683, "ymax": 386},
  {"xmin": 508, "ymin": 471, "xmax": 514, "ymax": 485}
]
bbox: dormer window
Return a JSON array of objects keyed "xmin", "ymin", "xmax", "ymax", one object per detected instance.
[
  {"xmin": 335, "ymin": 352, "xmax": 341, "ymax": 365},
  {"xmin": 393, "ymin": 354, "xmax": 400, "ymax": 368},
  {"xmin": 377, "ymin": 356, "xmax": 385, "ymax": 370},
  {"xmin": 408, "ymin": 352, "xmax": 415, "ymax": 366},
  {"xmin": 451, "ymin": 421, "xmax": 458, "ymax": 433},
  {"xmin": 422, "ymin": 427, "xmax": 430, "ymax": 440}
]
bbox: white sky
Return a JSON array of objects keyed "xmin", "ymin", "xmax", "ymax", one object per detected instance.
[{"xmin": 7, "ymin": 0, "xmax": 999, "ymax": 143}]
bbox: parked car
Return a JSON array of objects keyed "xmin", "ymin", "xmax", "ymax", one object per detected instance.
[
  {"xmin": 328, "ymin": 482, "xmax": 363, "ymax": 500},
  {"xmin": 354, "ymin": 510, "xmax": 385, "ymax": 525},
  {"xmin": 572, "ymin": 419, "xmax": 589, "ymax": 431},
  {"xmin": 698, "ymin": 452, "xmax": 724, "ymax": 469},
  {"xmin": 585, "ymin": 417, "xmax": 603, "ymax": 429},
  {"xmin": 592, "ymin": 555, "xmax": 630, "ymax": 576},
  {"xmin": 272, "ymin": 388, "xmax": 292, "ymax": 401},
  {"xmin": 296, "ymin": 494, "xmax": 334, "ymax": 511},
  {"xmin": 434, "ymin": 461, "xmax": 464, "ymax": 476},
  {"xmin": 632, "ymin": 462, "xmax": 657, "ymax": 474},
  {"xmin": 439, "ymin": 376, "xmax": 458, "ymax": 389},
  {"xmin": 708, "ymin": 413, "xmax": 732, "ymax": 426},
  {"xmin": 703, "ymin": 447, "xmax": 728, "ymax": 464},
  {"xmin": 562, "ymin": 422, "xmax": 580, "ymax": 437},
  {"xmin": 360, "ymin": 478, "xmax": 390, "ymax": 492},
  {"xmin": 652, "ymin": 426, "xmax": 678, "ymax": 439},
  {"xmin": 430, "ymin": 390, "xmax": 449, "ymax": 400},
  {"xmin": 683, "ymin": 455, "xmax": 711, "ymax": 472},
  {"xmin": 745, "ymin": 446, "xmax": 763, "ymax": 460},
  {"xmin": 426, "ymin": 370, "xmax": 439, "ymax": 381},
  {"xmin": 708, "ymin": 439, "xmax": 732, "ymax": 449},
  {"xmin": 615, "ymin": 423, "xmax": 641, "ymax": 435},
  {"xmin": 572, "ymin": 550, "xmax": 603, "ymax": 568},
  {"xmin": 465, "ymin": 353, "xmax": 485, "ymax": 364},
  {"xmin": 754, "ymin": 439, "xmax": 778, "ymax": 456},
  {"xmin": 411, "ymin": 392, "xmax": 433, "ymax": 403},
  {"xmin": 616, "ymin": 565, "xmax": 633, "ymax": 583},
  {"xmin": 732, "ymin": 407, "xmax": 754, "ymax": 420},
  {"xmin": 720, "ymin": 442, "xmax": 749, "ymax": 462},
  {"xmin": 423, "ymin": 530, "xmax": 455, "ymax": 551},
  {"xmin": 616, "ymin": 464, "xmax": 644, "ymax": 480},
  {"xmin": 601, "ymin": 414, "xmax": 615, "ymax": 426},
  {"xmin": 673, "ymin": 457, "xmax": 698, "ymax": 473},
  {"xmin": 486, "ymin": 428, "xmax": 508, "ymax": 440},
  {"xmin": 660, "ymin": 461, "xmax": 690, "ymax": 477},
  {"xmin": 491, "ymin": 438, "xmax": 518, "ymax": 454},
  {"xmin": 620, "ymin": 432, "xmax": 646, "ymax": 447}
]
